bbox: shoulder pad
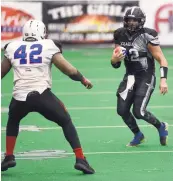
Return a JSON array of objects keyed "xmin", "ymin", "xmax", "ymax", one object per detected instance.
[
  {"xmin": 143, "ymin": 28, "xmax": 158, "ymax": 37},
  {"xmin": 48, "ymin": 39, "xmax": 63, "ymax": 53},
  {"xmin": 55, "ymin": 42, "xmax": 63, "ymax": 53},
  {"xmin": 4, "ymin": 43, "xmax": 10, "ymax": 50},
  {"xmin": 114, "ymin": 28, "xmax": 126, "ymax": 37},
  {"xmin": 113, "ymin": 28, "xmax": 126, "ymax": 43}
]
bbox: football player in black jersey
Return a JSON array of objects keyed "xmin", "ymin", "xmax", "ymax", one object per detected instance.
[{"xmin": 111, "ymin": 7, "xmax": 168, "ymax": 146}]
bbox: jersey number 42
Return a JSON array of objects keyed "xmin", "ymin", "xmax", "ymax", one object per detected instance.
[{"xmin": 14, "ymin": 44, "xmax": 42, "ymax": 65}]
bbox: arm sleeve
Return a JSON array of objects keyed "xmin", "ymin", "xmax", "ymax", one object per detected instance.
[{"xmin": 146, "ymin": 29, "xmax": 160, "ymax": 46}]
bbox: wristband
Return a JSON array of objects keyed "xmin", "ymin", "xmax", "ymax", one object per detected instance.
[
  {"xmin": 160, "ymin": 67, "xmax": 168, "ymax": 79},
  {"xmin": 111, "ymin": 62, "xmax": 121, "ymax": 68},
  {"xmin": 69, "ymin": 71, "xmax": 84, "ymax": 81}
]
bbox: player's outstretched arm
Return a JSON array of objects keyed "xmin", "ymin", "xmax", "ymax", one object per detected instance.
[
  {"xmin": 1, "ymin": 57, "xmax": 12, "ymax": 79},
  {"xmin": 148, "ymin": 44, "xmax": 168, "ymax": 95},
  {"xmin": 52, "ymin": 53, "xmax": 93, "ymax": 89}
]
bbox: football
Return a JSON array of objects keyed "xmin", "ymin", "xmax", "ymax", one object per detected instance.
[{"xmin": 114, "ymin": 46, "xmax": 127, "ymax": 56}]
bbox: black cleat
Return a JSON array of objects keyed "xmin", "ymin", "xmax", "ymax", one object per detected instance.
[
  {"xmin": 1, "ymin": 155, "xmax": 16, "ymax": 171},
  {"xmin": 74, "ymin": 157, "xmax": 95, "ymax": 174}
]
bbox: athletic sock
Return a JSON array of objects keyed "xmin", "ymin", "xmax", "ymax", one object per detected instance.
[
  {"xmin": 73, "ymin": 148, "xmax": 85, "ymax": 159},
  {"xmin": 6, "ymin": 136, "xmax": 16, "ymax": 156}
]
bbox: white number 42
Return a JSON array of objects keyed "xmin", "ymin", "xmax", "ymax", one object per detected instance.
[{"xmin": 129, "ymin": 48, "xmax": 139, "ymax": 61}]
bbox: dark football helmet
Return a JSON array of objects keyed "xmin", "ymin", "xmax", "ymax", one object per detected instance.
[{"xmin": 123, "ymin": 6, "xmax": 146, "ymax": 32}]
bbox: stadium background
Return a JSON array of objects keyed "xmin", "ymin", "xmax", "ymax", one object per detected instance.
[{"xmin": 1, "ymin": 0, "xmax": 173, "ymax": 181}]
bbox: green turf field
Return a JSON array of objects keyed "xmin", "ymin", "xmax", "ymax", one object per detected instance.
[{"xmin": 1, "ymin": 47, "xmax": 173, "ymax": 181}]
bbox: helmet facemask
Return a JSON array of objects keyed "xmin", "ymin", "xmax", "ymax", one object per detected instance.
[{"xmin": 124, "ymin": 17, "xmax": 144, "ymax": 32}]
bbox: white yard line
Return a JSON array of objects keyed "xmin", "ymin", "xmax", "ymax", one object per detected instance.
[
  {"xmin": 52, "ymin": 77, "xmax": 173, "ymax": 82},
  {"xmin": 67, "ymin": 105, "xmax": 173, "ymax": 110},
  {"xmin": 2, "ymin": 90, "xmax": 173, "ymax": 97},
  {"xmin": 1, "ymin": 124, "xmax": 173, "ymax": 131},
  {"xmin": 11, "ymin": 150, "xmax": 173, "ymax": 160},
  {"xmin": 74, "ymin": 150, "xmax": 173, "ymax": 155},
  {"xmin": 1, "ymin": 105, "xmax": 173, "ymax": 113}
]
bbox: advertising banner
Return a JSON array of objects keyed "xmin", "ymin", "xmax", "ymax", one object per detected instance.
[
  {"xmin": 141, "ymin": 0, "xmax": 173, "ymax": 45},
  {"xmin": 43, "ymin": 1, "xmax": 139, "ymax": 43},
  {"xmin": 1, "ymin": 2, "xmax": 42, "ymax": 48},
  {"xmin": 1, "ymin": 1, "xmax": 171, "ymax": 46}
]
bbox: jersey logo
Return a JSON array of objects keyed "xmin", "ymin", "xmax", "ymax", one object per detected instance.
[
  {"xmin": 14, "ymin": 44, "xmax": 43, "ymax": 64},
  {"xmin": 121, "ymin": 42, "xmax": 133, "ymax": 46}
]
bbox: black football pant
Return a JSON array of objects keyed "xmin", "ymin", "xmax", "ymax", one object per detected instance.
[
  {"xmin": 6, "ymin": 89, "xmax": 81, "ymax": 149},
  {"xmin": 116, "ymin": 74, "xmax": 161, "ymax": 133}
]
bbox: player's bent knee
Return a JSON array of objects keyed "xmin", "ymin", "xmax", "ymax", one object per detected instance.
[
  {"xmin": 132, "ymin": 108, "xmax": 144, "ymax": 119},
  {"xmin": 54, "ymin": 114, "xmax": 72, "ymax": 128},
  {"xmin": 6, "ymin": 121, "xmax": 20, "ymax": 136},
  {"xmin": 117, "ymin": 107, "xmax": 128, "ymax": 117}
]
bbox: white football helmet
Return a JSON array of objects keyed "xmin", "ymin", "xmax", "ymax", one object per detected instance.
[{"xmin": 22, "ymin": 19, "xmax": 46, "ymax": 41}]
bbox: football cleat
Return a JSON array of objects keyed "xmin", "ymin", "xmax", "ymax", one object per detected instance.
[
  {"xmin": 1, "ymin": 155, "xmax": 16, "ymax": 171},
  {"xmin": 74, "ymin": 157, "xmax": 95, "ymax": 174},
  {"xmin": 158, "ymin": 122, "xmax": 168, "ymax": 146},
  {"xmin": 127, "ymin": 132, "xmax": 145, "ymax": 146}
]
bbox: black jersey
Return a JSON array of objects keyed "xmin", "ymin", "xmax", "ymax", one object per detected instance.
[{"xmin": 113, "ymin": 27, "xmax": 160, "ymax": 74}]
